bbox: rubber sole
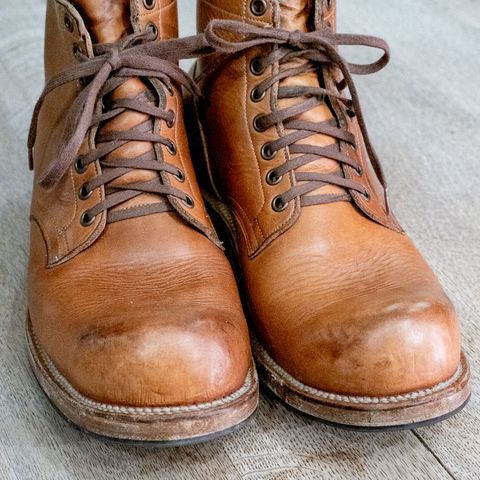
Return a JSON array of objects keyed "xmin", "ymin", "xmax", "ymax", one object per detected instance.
[
  {"xmin": 26, "ymin": 316, "xmax": 259, "ymax": 445},
  {"xmin": 184, "ymin": 88, "xmax": 472, "ymax": 430}
]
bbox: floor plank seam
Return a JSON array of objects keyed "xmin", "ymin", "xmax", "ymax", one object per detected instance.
[{"xmin": 412, "ymin": 431, "xmax": 457, "ymax": 480}]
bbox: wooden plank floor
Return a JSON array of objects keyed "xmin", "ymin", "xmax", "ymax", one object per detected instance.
[{"xmin": 0, "ymin": 0, "xmax": 478, "ymax": 478}]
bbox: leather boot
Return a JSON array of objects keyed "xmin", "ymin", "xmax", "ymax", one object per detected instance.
[
  {"xmin": 189, "ymin": 0, "xmax": 470, "ymax": 429},
  {"xmin": 27, "ymin": 0, "xmax": 257, "ymax": 444}
]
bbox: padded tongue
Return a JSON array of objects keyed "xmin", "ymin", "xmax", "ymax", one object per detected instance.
[
  {"xmin": 277, "ymin": 0, "xmax": 344, "ymax": 198},
  {"xmin": 72, "ymin": 0, "xmax": 132, "ymax": 43},
  {"xmin": 279, "ymin": 0, "xmax": 314, "ymax": 32}
]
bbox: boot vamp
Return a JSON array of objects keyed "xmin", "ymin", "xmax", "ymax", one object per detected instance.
[
  {"xmin": 242, "ymin": 203, "xmax": 460, "ymax": 397},
  {"xmin": 28, "ymin": 214, "xmax": 251, "ymax": 406}
]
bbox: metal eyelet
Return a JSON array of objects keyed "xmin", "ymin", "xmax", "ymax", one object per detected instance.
[
  {"xmin": 361, "ymin": 190, "xmax": 371, "ymax": 201},
  {"xmin": 250, "ymin": 87, "xmax": 265, "ymax": 103},
  {"xmin": 183, "ymin": 195, "xmax": 195, "ymax": 208},
  {"xmin": 166, "ymin": 110, "xmax": 176, "ymax": 128},
  {"xmin": 250, "ymin": 0, "xmax": 267, "ymax": 16},
  {"xmin": 147, "ymin": 22, "xmax": 158, "ymax": 39},
  {"xmin": 80, "ymin": 211, "xmax": 95, "ymax": 227},
  {"xmin": 166, "ymin": 141, "xmax": 177, "ymax": 155},
  {"xmin": 266, "ymin": 169, "xmax": 282, "ymax": 185},
  {"xmin": 64, "ymin": 13, "xmax": 74, "ymax": 33},
  {"xmin": 272, "ymin": 195, "xmax": 288, "ymax": 212},
  {"xmin": 174, "ymin": 169, "xmax": 185, "ymax": 182},
  {"xmin": 253, "ymin": 114, "xmax": 267, "ymax": 132},
  {"xmin": 250, "ymin": 57, "xmax": 265, "ymax": 76},
  {"xmin": 261, "ymin": 143, "xmax": 276, "ymax": 160},
  {"xmin": 165, "ymin": 83, "xmax": 174, "ymax": 96},
  {"xmin": 78, "ymin": 184, "xmax": 92, "ymax": 200},
  {"xmin": 72, "ymin": 43, "xmax": 82, "ymax": 58},
  {"xmin": 74, "ymin": 158, "xmax": 87, "ymax": 174},
  {"xmin": 143, "ymin": 0, "xmax": 156, "ymax": 9}
]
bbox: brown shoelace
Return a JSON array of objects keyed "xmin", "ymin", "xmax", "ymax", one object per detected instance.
[
  {"xmin": 204, "ymin": 20, "xmax": 391, "ymax": 210},
  {"xmin": 28, "ymin": 30, "xmax": 206, "ymax": 224}
]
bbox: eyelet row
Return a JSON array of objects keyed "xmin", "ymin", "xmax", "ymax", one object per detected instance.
[{"xmin": 75, "ymin": 158, "xmax": 95, "ymax": 227}]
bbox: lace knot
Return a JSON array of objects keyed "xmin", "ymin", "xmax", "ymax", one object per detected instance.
[
  {"xmin": 106, "ymin": 46, "xmax": 122, "ymax": 71},
  {"xmin": 287, "ymin": 31, "xmax": 306, "ymax": 49}
]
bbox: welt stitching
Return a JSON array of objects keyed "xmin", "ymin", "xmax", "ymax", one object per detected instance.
[
  {"xmin": 30, "ymin": 326, "xmax": 256, "ymax": 415},
  {"xmin": 253, "ymin": 337, "xmax": 464, "ymax": 404}
]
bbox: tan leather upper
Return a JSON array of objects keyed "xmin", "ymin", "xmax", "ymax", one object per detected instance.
[
  {"xmin": 28, "ymin": 0, "xmax": 251, "ymax": 406},
  {"xmin": 33, "ymin": 0, "xmax": 218, "ymax": 267},
  {"xmin": 195, "ymin": 0, "xmax": 461, "ymax": 396}
]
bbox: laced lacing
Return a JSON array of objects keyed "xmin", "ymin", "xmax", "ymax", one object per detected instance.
[
  {"xmin": 28, "ymin": 30, "xmax": 205, "ymax": 224},
  {"xmin": 204, "ymin": 20, "xmax": 391, "ymax": 211}
]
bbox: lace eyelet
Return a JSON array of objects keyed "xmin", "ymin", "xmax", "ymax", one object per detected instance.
[
  {"xmin": 266, "ymin": 169, "xmax": 282, "ymax": 185},
  {"xmin": 143, "ymin": 0, "xmax": 156, "ymax": 9},
  {"xmin": 253, "ymin": 114, "xmax": 267, "ymax": 132},
  {"xmin": 72, "ymin": 43, "xmax": 82, "ymax": 58},
  {"xmin": 80, "ymin": 211, "xmax": 95, "ymax": 227},
  {"xmin": 261, "ymin": 143, "xmax": 276, "ymax": 160},
  {"xmin": 361, "ymin": 190, "xmax": 371, "ymax": 201},
  {"xmin": 183, "ymin": 195, "xmax": 195, "ymax": 208},
  {"xmin": 78, "ymin": 184, "xmax": 92, "ymax": 200},
  {"xmin": 250, "ymin": 57, "xmax": 265, "ymax": 76},
  {"xmin": 326, "ymin": 0, "xmax": 333, "ymax": 10},
  {"xmin": 147, "ymin": 22, "xmax": 158, "ymax": 40},
  {"xmin": 272, "ymin": 195, "xmax": 288, "ymax": 212},
  {"xmin": 250, "ymin": 87, "xmax": 265, "ymax": 103},
  {"xmin": 74, "ymin": 158, "xmax": 87, "ymax": 174},
  {"xmin": 64, "ymin": 13, "xmax": 74, "ymax": 33},
  {"xmin": 250, "ymin": 0, "xmax": 267, "ymax": 16},
  {"xmin": 166, "ymin": 110, "xmax": 176, "ymax": 128},
  {"xmin": 174, "ymin": 169, "xmax": 185, "ymax": 182},
  {"xmin": 166, "ymin": 141, "xmax": 177, "ymax": 155},
  {"xmin": 353, "ymin": 165, "xmax": 363, "ymax": 176},
  {"xmin": 165, "ymin": 83, "xmax": 174, "ymax": 96}
]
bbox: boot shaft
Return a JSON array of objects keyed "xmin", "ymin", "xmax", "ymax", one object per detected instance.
[
  {"xmin": 31, "ymin": 0, "xmax": 217, "ymax": 267},
  {"xmin": 44, "ymin": 0, "xmax": 179, "ymax": 81},
  {"xmin": 197, "ymin": 0, "xmax": 335, "ymax": 34}
]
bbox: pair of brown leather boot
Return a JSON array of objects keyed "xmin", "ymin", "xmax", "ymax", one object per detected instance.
[{"xmin": 27, "ymin": 0, "xmax": 470, "ymax": 444}]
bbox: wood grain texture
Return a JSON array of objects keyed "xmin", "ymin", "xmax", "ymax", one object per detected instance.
[{"xmin": 0, "ymin": 0, "xmax": 478, "ymax": 479}]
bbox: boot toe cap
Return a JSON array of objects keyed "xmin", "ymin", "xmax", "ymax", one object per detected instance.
[{"xmin": 273, "ymin": 296, "xmax": 461, "ymax": 397}]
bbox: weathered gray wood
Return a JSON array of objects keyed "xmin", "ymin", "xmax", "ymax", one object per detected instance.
[{"xmin": 0, "ymin": 0, "xmax": 478, "ymax": 479}]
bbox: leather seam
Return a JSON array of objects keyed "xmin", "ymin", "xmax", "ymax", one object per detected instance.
[
  {"xmin": 29, "ymin": 325, "xmax": 256, "ymax": 415},
  {"xmin": 253, "ymin": 337, "xmax": 465, "ymax": 405}
]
